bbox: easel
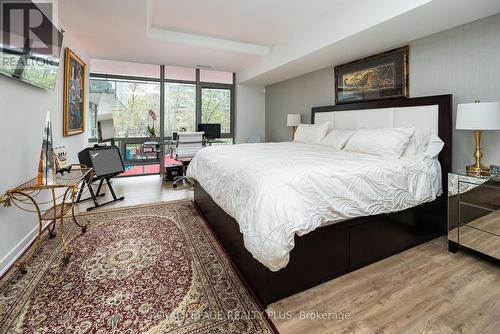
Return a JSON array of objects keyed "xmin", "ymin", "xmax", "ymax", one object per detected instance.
[
  {"xmin": 75, "ymin": 172, "xmax": 124, "ymax": 211},
  {"xmin": 76, "ymin": 145, "xmax": 126, "ymax": 211}
]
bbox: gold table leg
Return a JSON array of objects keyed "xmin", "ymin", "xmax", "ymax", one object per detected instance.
[
  {"xmin": 10, "ymin": 192, "xmax": 43, "ymax": 275},
  {"xmin": 70, "ymin": 185, "xmax": 88, "ymax": 234},
  {"xmin": 48, "ymin": 220, "xmax": 56, "ymax": 239},
  {"xmin": 3, "ymin": 168, "xmax": 94, "ymax": 274},
  {"xmin": 58, "ymin": 188, "xmax": 72, "ymax": 265}
]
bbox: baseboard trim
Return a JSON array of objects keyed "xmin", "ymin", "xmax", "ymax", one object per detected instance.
[{"xmin": 0, "ymin": 220, "xmax": 52, "ymax": 278}]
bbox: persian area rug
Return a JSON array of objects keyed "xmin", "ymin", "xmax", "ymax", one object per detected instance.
[{"xmin": 0, "ymin": 201, "xmax": 277, "ymax": 333}]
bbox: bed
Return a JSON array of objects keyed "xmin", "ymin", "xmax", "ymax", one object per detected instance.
[{"xmin": 190, "ymin": 95, "xmax": 452, "ymax": 307}]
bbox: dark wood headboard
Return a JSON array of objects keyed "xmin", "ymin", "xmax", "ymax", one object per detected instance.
[{"xmin": 311, "ymin": 95, "xmax": 453, "ymax": 195}]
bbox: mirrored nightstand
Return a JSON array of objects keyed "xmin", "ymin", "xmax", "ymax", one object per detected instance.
[{"xmin": 448, "ymin": 172, "xmax": 500, "ymax": 261}]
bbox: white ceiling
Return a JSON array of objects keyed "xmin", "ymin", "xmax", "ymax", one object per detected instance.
[
  {"xmin": 150, "ymin": 0, "xmax": 343, "ymax": 46},
  {"xmin": 240, "ymin": 0, "xmax": 500, "ymax": 85},
  {"xmin": 58, "ymin": 0, "xmax": 341, "ymax": 73},
  {"xmin": 58, "ymin": 0, "xmax": 260, "ymax": 72},
  {"xmin": 58, "ymin": 0, "xmax": 500, "ymax": 86}
]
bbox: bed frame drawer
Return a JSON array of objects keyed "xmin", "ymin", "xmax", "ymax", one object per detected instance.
[
  {"xmin": 265, "ymin": 222, "xmax": 349, "ymax": 303},
  {"xmin": 349, "ymin": 198, "xmax": 447, "ymax": 267}
]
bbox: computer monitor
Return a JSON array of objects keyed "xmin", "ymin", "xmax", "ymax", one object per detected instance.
[{"xmin": 197, "ymin": 123, "xmax": 221, "ymax": 139}]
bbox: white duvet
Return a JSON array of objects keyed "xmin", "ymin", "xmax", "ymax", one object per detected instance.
[{"xmin": 187, "ymin": 142, "xmax": 442, "ymax": 271}]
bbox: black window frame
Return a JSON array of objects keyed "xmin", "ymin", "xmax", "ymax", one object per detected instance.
[
  {"xmin": 88, "ymin": 66, "xmax": 235, "ymax": 176},
  {"xmin": 199, "ymin": 81, "xmax": 235, "ymax": 139},
  {"xmin": 89, "ymin": 68, "xmax": 235, "ymax": 140}
]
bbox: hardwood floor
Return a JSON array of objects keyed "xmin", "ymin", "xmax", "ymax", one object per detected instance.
[
  {"xmin": 73, "ymin": 175, "xmax": 193, "ymax": 213},
  {"xmin": 75, "ymin": 176, "xmax": 500, "ymax": 333},
  {"xmin": 268, "ymin": 238, "xmax": 500, "ymax": 334}
]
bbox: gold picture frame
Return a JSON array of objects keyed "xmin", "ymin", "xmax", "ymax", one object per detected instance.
[{"xmin": 63, "ymin": 48, "xmax": 86, "ymax": 136}]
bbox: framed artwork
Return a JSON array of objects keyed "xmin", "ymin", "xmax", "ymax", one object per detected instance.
[
  {"xmin": 335, "ymin": 46, "xmax": 409, "ymax": 104},
  {"xmin": 63, "ymin": 48, "xmax": 86, "ymax": 136}
]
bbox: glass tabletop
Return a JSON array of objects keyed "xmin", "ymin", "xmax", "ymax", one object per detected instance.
[
  {"xmin": 8, "ymin": 167, "xmax": 93, "ymax": 192},
  {"xmin": 454, "ymin": 169, "xmax": 500, "ymax": 179}
]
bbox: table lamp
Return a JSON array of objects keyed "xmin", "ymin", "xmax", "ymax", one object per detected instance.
[
  {"xmin": 287, "ymin": 114, "xmax": 301, "ymax": 139},
  {"xmin": 456, "ymin": 101, "xmax": 500, "ymax": 174}
]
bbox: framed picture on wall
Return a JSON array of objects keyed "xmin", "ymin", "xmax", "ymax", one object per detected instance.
[
  {"xmin": 63, "ymin": 48, "xmax": 86, "ymax": 136},
  {"xmin": 335, "ymin": 46, "xmax": 409, "ymax": 104}
]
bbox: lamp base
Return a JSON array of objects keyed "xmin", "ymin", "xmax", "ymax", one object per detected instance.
[
  {"xmin": 291, "ymin": 126, "xmax": 297, "ymax": 141},
  {"xmin": 466, "ymin": 163, "xmax": 490, "ymax": 176},
  {"xmin": 465, "ymin": 129, "xmax": 490, "ymax": 176}
]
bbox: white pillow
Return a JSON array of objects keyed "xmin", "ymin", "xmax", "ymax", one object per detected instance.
[
  {"xmin": 423, "ymin": 135, "xmax": 444, "ymax": 158},
  {"xmin": 401, "ymin": 129, "xmax": 432, "ymax": 160},
  {"xmin": 320, "ymin": 129, "xmax": 354, "ymax": 150},
  {"xmin": 344, "ymin": 127, "xmax": 415, "ymax": 158},
  {"xmin": 294, "ymin": 122, "xmax": 329, "ymax": 144}
]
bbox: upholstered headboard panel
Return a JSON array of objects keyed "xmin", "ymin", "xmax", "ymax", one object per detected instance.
[
  {"xmin": 314, "ymin": 105, "xmax": 439, "ymax": 135},
  {"xmin": 311, "ymin": 95, "xmax": 452, "ymax": 193}
]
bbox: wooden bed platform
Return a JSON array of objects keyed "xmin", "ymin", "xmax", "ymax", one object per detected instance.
[{"xmin": 193, "ymin": 95, "xmax": 452, "ymax": 307}]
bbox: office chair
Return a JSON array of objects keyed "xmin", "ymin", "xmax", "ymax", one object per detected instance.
[{"xmin": 171, "ymin": 131, "xmax": 204, "ymax": 188}]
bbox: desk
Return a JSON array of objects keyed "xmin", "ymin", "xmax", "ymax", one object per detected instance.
[
  {"xmin": 163, "ymin": 138, "xmax": 227, "ymax": 148},
  {"xmin": 162, "ymin": 139, "xmax": 228, "ymax": 180},
  {"xmin": 205, "ymin": 139, "xmax": 228, "ymax": 146},
  {"xmin": 163, "ymin": 138, "xmax": 228, "ymax": 160},
  {"xmin": 0, "ymin": 167, "xmax": 93, "ymax": 273}
]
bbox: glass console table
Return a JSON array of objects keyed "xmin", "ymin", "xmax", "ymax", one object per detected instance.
[{"xmin": 448, "ymin": 171, "xmax": 500, "ymax": 261}]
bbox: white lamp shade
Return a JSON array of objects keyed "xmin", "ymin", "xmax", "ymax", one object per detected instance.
[
  {"xmin": 456, "ymin": 102, "xmax": 500, "ymax": 130},
  {"xmin": 287, "ymin": 114, "xmax": 301, "ymax": 127}
]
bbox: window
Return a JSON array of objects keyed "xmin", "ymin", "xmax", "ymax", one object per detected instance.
[
  {"xmin": 88, "ymin": 102, "xmax": 98, "ymax": 139},
  {"xmin": 201, "ymin": 88, "xmax": 232, "ymax": 136},
  {"xmin": 164, "ymin": 83, "xmax": 196, "ymax": 137},
  {"xmin": 88, "ymin": 61, "xmax": 235, "ymax": 177},
  {"xmin": 89, "ymin": 79, "xmax": 160, "ymax": 139},
  {"xmin": 113, "ymin": 81, "xmax": 160, "ymax": 138}
]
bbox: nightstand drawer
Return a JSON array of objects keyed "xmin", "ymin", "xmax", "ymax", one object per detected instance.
[
  {"xmin": 460, "ymin": 208, "xmax": 500, "ymax": 237},
  {"xmin": 459, "ymin": 202, "xmax": 494, "ymax": 226},
  {"xmin": 459, "ymin": 225, "xmax": 500, "ymax": 260},
  {"xmin": 448, "ymin": 172, "xmax": 500, "ymax": 262},
  {"xmin": 459, "ymin": 182, "xmax": 500, "ymax": 211}
]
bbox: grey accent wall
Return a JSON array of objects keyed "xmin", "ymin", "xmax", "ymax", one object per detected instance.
[
  {"xmin": 266, "ymin": 67, "xmax": 334, "ymax": 141},
  {"xmin": 265, "ymin": 14, "xmax": 500, "ymax": 171}
]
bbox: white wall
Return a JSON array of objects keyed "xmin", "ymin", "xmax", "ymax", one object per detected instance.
[
  {"xmin": 235, "ymin": 83, "xmax": 265, "ymax": 144},
  {"xmin": 0, "ymin": 27, "xmax": 89, "ymax": 275}
]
